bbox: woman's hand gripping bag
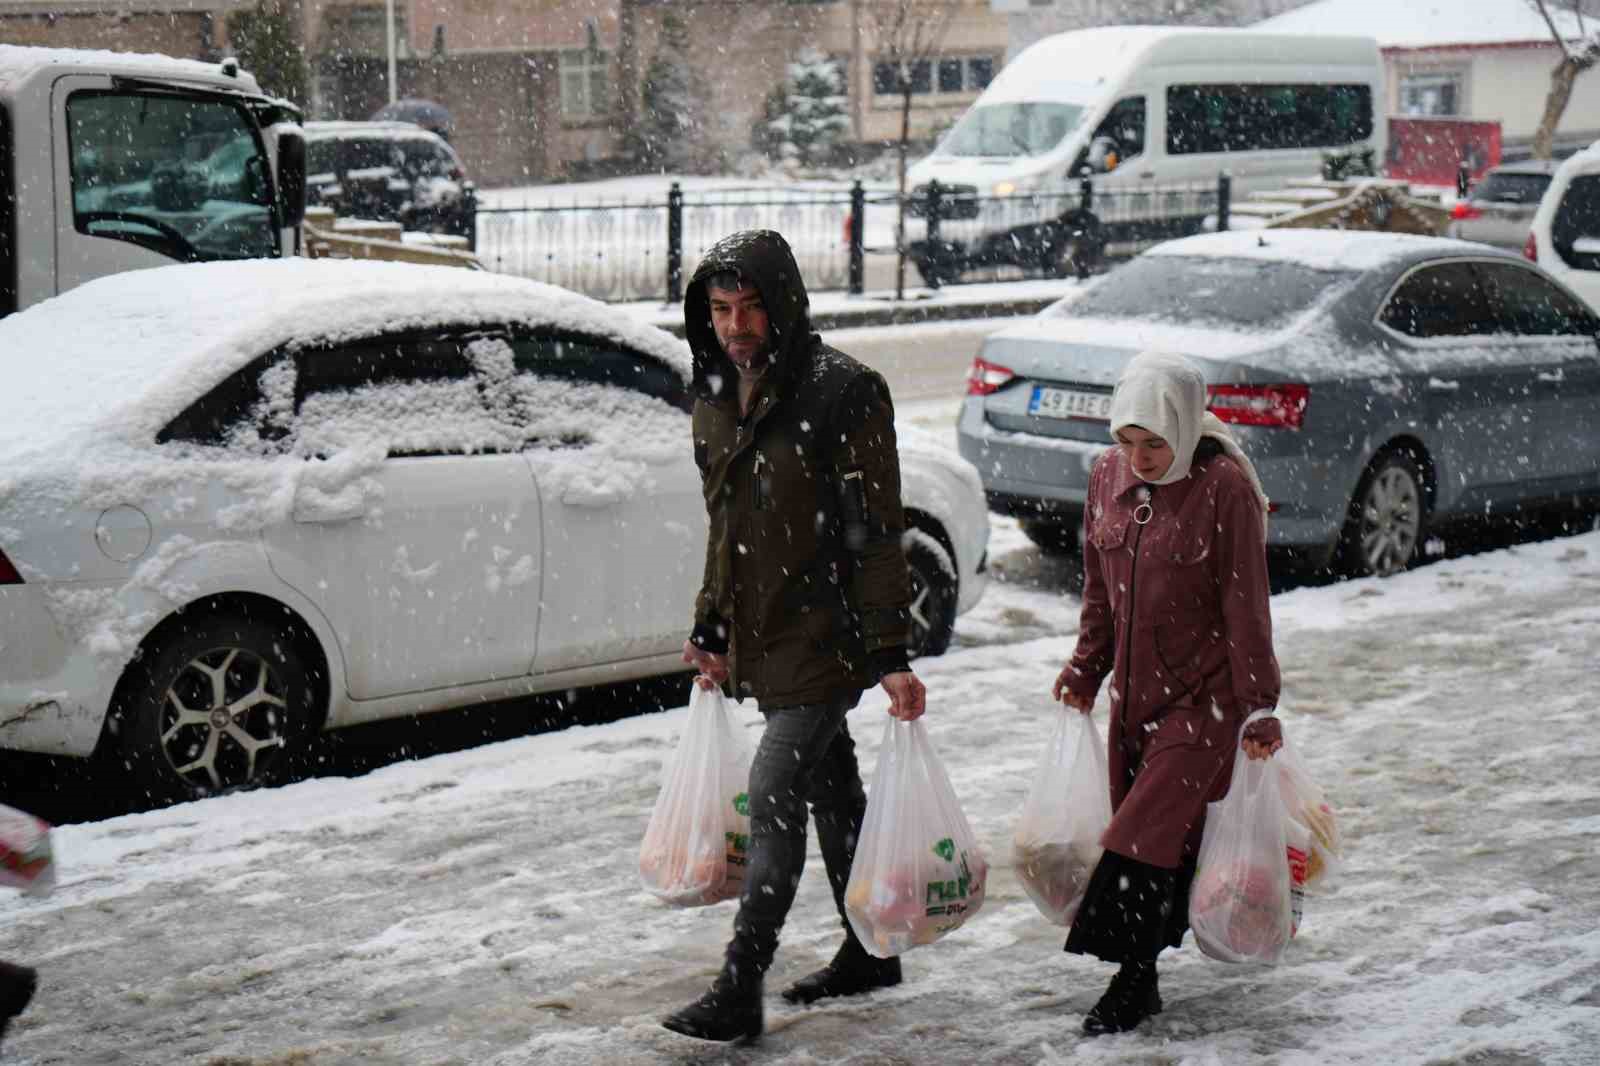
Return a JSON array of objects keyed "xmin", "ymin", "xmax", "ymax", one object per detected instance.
[
  {"xmin": 845, "ymin": 719, "xmax": 988, "ymax": 958},
  {"xmin": 1013, "ymin": 707, "xmax": 1111, "ymax": 926},
  {"xmin": 1189, "ymin": 717, "xmax": 1294, "ymax": 964},
  {"xmin": 0, "ymin": 804, "xmax": 55, "ymax": 898},
  {"xmin": 638, "ymin": 685, "xmax": 753, "ymax": 907}
]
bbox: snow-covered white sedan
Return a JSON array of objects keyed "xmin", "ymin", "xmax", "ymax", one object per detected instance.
[{"xmin": 0, "ymin": 260, "xmax": 987, "ymax": 802}]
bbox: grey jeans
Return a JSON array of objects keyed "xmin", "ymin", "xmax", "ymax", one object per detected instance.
[{"xmin": 725, "ymin": 691, "xmax": 867, "ymax": 977}]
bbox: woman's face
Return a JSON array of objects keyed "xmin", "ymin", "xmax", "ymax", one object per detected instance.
[{"xmin": 1116, "ymin": 425, "xmax": 1174, "ymax": 481}]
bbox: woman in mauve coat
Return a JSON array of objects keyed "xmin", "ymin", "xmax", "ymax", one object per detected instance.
[{"xmin": 1052, "ymin": 351, "xmax": 1284, "ymax": 1036}]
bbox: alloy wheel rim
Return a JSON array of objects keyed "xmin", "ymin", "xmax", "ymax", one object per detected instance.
[
  {"xmin": 907, "ymin": 567, "xmax": 933, "ymax": 658},
  {"xmin": 1359, "ymin": 466, "xmax": 1421, "ymax": 577},
  {"xmin": 160, "ymin": 645, "xmax": 289, "ymax": 793}
]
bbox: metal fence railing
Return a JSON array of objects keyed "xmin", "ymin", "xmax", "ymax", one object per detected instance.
[{"xmin": 468, "ymin": 174, "xmax": 1235, "ymax": 303}]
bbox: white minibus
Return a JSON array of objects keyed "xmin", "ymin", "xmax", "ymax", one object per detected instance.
[{"xmin": 904, "ymin": 26, "xmax": 1384, "ymax": 282}]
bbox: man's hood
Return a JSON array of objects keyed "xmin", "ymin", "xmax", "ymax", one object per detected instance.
[{"xmin": 685, "ymin": 229, "xmax": 815, "ymax": 402}]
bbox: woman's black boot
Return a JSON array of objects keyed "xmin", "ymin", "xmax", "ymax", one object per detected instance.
[
  {"xmin": 1082, "ymin": 959, "xmax": 1161, "ymax": 1036},
  {"xmin": 661, "ymin": 957, "xmax": 763, "ymax": 1044}
]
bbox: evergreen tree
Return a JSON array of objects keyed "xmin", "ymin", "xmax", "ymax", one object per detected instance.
[
  {"xmin": 626, "ymin": 14, "xmax": 716, "ymax": 173},
  {"xmin": 763, "ymin": 47, "xmax": 850, "ymax": 168},
  {"xmin": 228, "ymin": 1, "xmax": 309, "ymax": 105}
]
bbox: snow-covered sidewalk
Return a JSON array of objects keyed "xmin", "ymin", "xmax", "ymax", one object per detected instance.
[{"xmin": 3, "ymin": 521, "xmax": 1600, "ymax": 1064}]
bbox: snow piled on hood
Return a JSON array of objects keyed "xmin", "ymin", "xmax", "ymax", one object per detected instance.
[{"xmin": 0, "ymin": 258, "xmax": 691, "ymax": 467}]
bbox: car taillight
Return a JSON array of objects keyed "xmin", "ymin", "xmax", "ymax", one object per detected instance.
[
  {"xmin": 1450, "ymin": 202, "xmax": 1483, "ymax": 220},
  {"xmin": 0, "ymin": 548, "xmax": 21, "ymax": 585},
  {"xmin": 449, "ymin": 164, "xmax": 465, "ymax": 181},
  {"xmin": 1206, "ymin": 383, "xmax": 1309, "ymax": 430},
  {"xmin": 966, "ymin": 356, "xmax": 1017, "ymax": 396},
  {"xmin": 1523, "ymin": 232, "xmax": 1539, "ymax": 262}
]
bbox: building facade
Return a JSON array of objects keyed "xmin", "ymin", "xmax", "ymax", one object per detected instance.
[{"xmin": 3, "ymin": 0, "xmax": 1013, "ymax": 187}]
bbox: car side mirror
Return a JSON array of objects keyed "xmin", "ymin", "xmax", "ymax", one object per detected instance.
[{"xmin": 276, "ymin": 127, "xmax": 307, "ymax": 229}]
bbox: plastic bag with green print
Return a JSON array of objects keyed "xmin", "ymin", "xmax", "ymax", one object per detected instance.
[
  {"xmin": 845, "ymin": 718, "xmax": 989, "ymax": 958},
  {"xmin": 638, "ymin": 684, "xmax": 754, "ymax": 907}
]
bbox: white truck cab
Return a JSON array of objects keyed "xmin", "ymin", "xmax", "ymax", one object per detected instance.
[{"xmin": 0, "ymin": 45, "xmax": 306, "ymax": 317}]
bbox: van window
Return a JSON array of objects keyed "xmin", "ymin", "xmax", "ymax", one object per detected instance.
[
  {"xmin": 66, "ymin": 90, "xmax": 278, "ymax": 262},
  {"xmin": 1092, "ymin": 97, "xmax": 1145, "ymax": 162},
  {"xmin": 940, "ymin": 101, "xmax": 1084, "ymax": 158},
  {"xmin": 1166, "ymin": 84, "xmax": 1373, "ymax": 155}
]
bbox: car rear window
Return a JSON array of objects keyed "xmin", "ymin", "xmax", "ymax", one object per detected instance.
[
  {"xmin": 1471, "ymin": 172, "xmax": 1551, "ymax": 205},
  {"xmin": 1052, "ymin": 255, "xmax": 1356, "ymax": 330},
  {"xmin": 1552, "ymin": 174, "xmax": 1600, "ymax": 262}
]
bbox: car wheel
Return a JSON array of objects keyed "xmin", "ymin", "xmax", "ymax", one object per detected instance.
[
  {"xmin": 1339, "ymin": 449, "xmax": 1429, "ymax": 578},
  {"xmin": 119, "ymin": 615, "xmax": 316, "ymax": 802},
  {"xmin": 904, "ymin": 531, "xmax": 958, "ymax": 659},
  {"xmin": 1019, "ymin": 516, "xmax": 1081, "ymax": 555}
]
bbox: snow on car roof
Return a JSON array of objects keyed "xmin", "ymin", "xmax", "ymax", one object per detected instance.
[
  {"xmin": 302, "ymin": 121, "xmax": 447, "ymax": 142},
  {"xmin": 1146, "ymin": 228, "xmax": 1500, "ymax": 273},
  {"xmin": 0, "ymin": 259, "xmax": 691, "ymax": 464},
  {"xmin": 0, "ymin": 44, "xmax": 253, "ymax": 93}
]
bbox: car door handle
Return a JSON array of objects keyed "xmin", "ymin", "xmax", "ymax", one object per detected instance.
[
  {"xmin": 1426, "ymin": 377, "xmax": 1461, "ymax": 393},
  {"xmin": 1537, "ymin": 369, "xmax": 1565, "ymax": 383},
  {"xmin": 293, "ymin": 486, "xmax": 368, "ymax": 524},
  {"xmin": 561, "ymin": 486, "xmax": 625, "ymax": 507},
  {"xmin": 1138, "ymin": 170, "xmax": 1155, "ymax": 179}
]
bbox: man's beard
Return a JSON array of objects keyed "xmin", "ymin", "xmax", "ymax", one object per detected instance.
[{"xmin": 723, "ymin": 335, "xmax": 772, "ymax": 371}]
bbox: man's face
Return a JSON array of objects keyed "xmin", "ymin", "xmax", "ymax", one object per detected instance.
[{"xmin": 708, "ymin": 282, "xmax": 771, "ymax": 370}]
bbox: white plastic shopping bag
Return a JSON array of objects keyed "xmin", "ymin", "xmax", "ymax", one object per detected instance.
[
  {"xmin": 0, "ymin": 803, "xmax": 55, "ymax": 898},
  {"xmin": 1189, "ymin": 714, "xmax": 1294, "ymax": 964},
  {"xmin": 1276, "ymin": 730, "xmax": 1341, "ymax": 892},
  {"xmin": 1013, "ymin": 707, "xmax": 1111, "ymax": 926},
  {"xmin": 638, "ymin": 685, "xmax": 753, "ymax": 907},
  {"xmin": 845, "ymin": 719, "xmax": 988, "ymax": 958}
]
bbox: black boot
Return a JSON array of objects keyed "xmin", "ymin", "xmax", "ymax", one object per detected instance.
[
  {"xmin": 781, "ymin": 936, "xmax": 902, "ymax": 1005},
  {"xmin": 0, "ymin": 960, "xmax": 37, "ymax": 1047},
  {"xmin": 1082, "ymin": 959, "xmax": 1161, "ymax": 1036},
  {"xmin": 662, "ymin": 960, "xmax": 763, "ymax": 1044}
]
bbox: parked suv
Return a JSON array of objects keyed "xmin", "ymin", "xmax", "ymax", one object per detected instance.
[
  {"xmin": 1447, "ymin": 159, "xmax": 1561, "ymax": 252},
  {"xmin": 1526, "ymin": 140, "xmax": 1600, "ymax": 313},
  {"xmin": 303, "ymin": 120, "xmax": 473, "ymax": 237}
]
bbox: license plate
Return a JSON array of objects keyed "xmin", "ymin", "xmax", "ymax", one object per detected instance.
[{"xmin": 1028, "ymin": 385, "xmax": 1112, "ymax": 421}]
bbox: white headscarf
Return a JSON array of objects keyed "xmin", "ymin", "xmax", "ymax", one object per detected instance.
[{"xmin": 1107, "ymin": 351, "xmax": 1271, "ymax": 531}]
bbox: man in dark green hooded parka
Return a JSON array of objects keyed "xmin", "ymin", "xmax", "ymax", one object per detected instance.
[{"xmin": 664, "ymin": 230, "xmax": 927, "ymax": 1043}]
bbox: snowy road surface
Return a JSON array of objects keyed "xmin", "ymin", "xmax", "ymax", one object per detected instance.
[{"xmin": 3, "ymin": 419, "xmax": 1600, "ymax": 1064}]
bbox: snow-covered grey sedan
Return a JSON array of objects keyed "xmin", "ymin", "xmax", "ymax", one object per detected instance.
[
  {"xmin": 961, "ymin": 228, "xmax": 1600, "ymax": 576},
  {"xmin": 0, "ymin": 260, "xmax": 987, "ymax": 801}
]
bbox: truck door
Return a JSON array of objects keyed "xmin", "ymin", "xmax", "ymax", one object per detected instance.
[{"xmin": 51, "ymin": 75, "xmax": 282, "ymax": 295}]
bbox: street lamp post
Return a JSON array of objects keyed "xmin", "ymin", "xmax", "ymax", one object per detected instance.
[{"xmin": 386, "ymin": 0, "xmax": 398, "ymax": 104}]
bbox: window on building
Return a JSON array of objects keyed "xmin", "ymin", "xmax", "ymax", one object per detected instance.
[
  {"xmin": 1399, "ymin": 72, "xmax": 1462, "ymax": 117},
  {"xmin": 559, "ymin": 49, "xmax": 609, "ymax": 120},
  {"xmin": 873, "ymin": 55, "xmax": 998, "ymax": 98},
  {"xmin": 1166, "ymin": 83, "xmax": 1374, "ymax": 155}
]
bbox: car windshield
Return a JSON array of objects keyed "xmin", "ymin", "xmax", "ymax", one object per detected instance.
[
  {"xmin": 938, "ymin": 102, "xmax": 1084, "ymax": 158},
  {"xmin": 1052, "ymin": 255, "xmax": 1356, "ymax": 331},
  {"xmin": 1472, "ymin": 172, "xmax": 1552, "ymax": 205}
]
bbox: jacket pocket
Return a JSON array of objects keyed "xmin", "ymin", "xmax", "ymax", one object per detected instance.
[
  {"xmin": 1088, "ymin": 516, "xmax": 1130, "ymax": 552},
  {"xmin": 1152, "ymin": 616, "xmax": 1226, "ymax": 706}
]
